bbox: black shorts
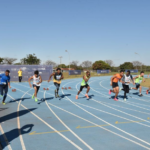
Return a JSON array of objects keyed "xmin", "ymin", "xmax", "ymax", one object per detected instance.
[
  {"xmin": 33, "ymin": 84, "xmax": 40, "ymax": 92},
  {"xmin": 122, "ymin": 84, "xmax": 129, "ymax": 93},
  {"xmin": 135, "ymin": 83, "xmax": 140, "ymax": 89},
  {"xmin": 80, "ymin": 84, "xmax": 89, "ymax": 91},
  {"xmin": 112, "ymin": 82, "xmax": 118, "ymax": 88}
]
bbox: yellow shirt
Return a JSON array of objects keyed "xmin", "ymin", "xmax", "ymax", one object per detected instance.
[{"xmin": 18, "ymin": 71, "xmax": 22, "ymax": 76}]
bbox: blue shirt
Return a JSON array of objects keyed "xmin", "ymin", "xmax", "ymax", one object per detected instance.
[{"xmin": 0, "ymin": 74, "xmax": 10, "ymax": 85}]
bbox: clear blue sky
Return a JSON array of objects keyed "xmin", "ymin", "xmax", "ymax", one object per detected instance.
[{"xmin": 0, "ymin": 0, "xmax": 150, "ymax": 66}]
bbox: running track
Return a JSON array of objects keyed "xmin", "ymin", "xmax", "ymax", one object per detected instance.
[{"xmin": 0, "ymin": 76, "xmax": 150, "ymax": 150}]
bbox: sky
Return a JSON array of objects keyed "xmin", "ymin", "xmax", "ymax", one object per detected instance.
[{"xmin": 0, "ymin": 0, "xmax": 150, "ymax": 66}]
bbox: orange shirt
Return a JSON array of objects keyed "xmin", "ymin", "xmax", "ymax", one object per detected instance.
[{"xmin": 113, "ymin": 73, "xmax": 122, "ymax": 83}]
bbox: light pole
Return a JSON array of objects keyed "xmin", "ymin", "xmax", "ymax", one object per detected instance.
[
  {"xmin": 65, "ymin": 50, "xmax": 70, "ymax": 70},
  {"xmin": 59, "ymin": 56, "xmax": 62, "ymax": 68},
  {"xmin": 135, "ymin": 52, "xmax": 142, "ymax": 71}
]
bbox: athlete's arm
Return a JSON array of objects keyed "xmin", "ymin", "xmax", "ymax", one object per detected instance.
[
  {"xmin": 133, "ymin": 75, "xmax": 139, "ymax": 80},
  {"xmin": 28, "ymin": 76, "xmax": 33, "ymax": 88},
  {"xmin": 37, "ymin": 76, "xmax": 42, "ymax": 85},
  {"xmin": 83, "ymin": 75, "xmax": 88, "ymax": 82},
  {"xmin": 60, "ymin": 74, "xmax": 64, "ymax": 80},
  {"xmin": 130, "ymin": 75, "xmax": 135, "ymax": 84},
  {"xmin": 8, "ymin": 82, "xmax": 11, "ymax": 89},
  {"xmin": 48, "ymin": 73, "xmax": 55, "ymax": 82}
]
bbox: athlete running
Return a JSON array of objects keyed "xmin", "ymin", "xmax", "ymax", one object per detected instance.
[
  {"xmin": 28, "ymin": 70, "xmax": 42, "ymax": 102},
  {"xmin": 120, "ymin": 70, "xmax": 135, "ymax": 101},
  {"xmin": 131, "ymin": 71, "xmax": 145, "ymax": 96},
  {"xmin": 48, "ymin": 68, "xmax": 64, "ymax": 98},
  {"xmin": 109, "ymin": 70, "xmax": 124, "ymax": 101},
  {"xmin": 0, "ymin": 70, "xmax": 11, "ymax": 105},
  {"xmin": 76, "ymin": 71, "xmax": 91, "ymax": 99}
]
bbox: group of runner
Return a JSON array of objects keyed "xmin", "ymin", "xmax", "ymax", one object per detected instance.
[
  {"xmin": 0, "ymin": 68, "xmax": 149, "ymax": 105},
  {"xmin": 109, "ymin": 70, "xmax": 146, "ymax": 101}
]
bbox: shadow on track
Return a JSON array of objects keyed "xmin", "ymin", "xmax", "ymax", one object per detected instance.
[
  {"xmin": 0, "ymin": 108, "xmax": 37, "ymax": 123},
  {"xmin": 0, "ymin": 124, "xmax": 34, "ymax": 149},
  {"xmin": 38, "ymin": 97, "xmax": 54, "ymax": 104}
]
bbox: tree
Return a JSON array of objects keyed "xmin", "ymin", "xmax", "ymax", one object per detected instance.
[
  {"xmin": 81, "ymin": 61, "xmax": 92, "ymax": 68},
  {"xmin": 3, "ymin": 57, "xmax": 17, "ymax": 65},
  {"xmin": 70, "ymin": 61, "xmax": 79, "ymax": 66},
  {"xmin": 105, "ymin": 60, "xmax": 114, "ymax": 67},
  {"xmin": 44, "ymin": 60, "xmax": 57, "ymax": 68},
  {"xmin": 57, "ymin": 64, "xmax": 67, "ymax": 68},
  {"xmin": 132, "ymin": 61, "xmax": 143, "ymax": 67},
  {"xmin": 0, "ymin": 57, "xmax": 4, "ymax": 64},
  {"xmin": 21, "ymin": 54, "xmax": 41, "ymax": 65},
  {"xmin": 14, "ymin": 63, "xmax": 21, "ymax": 65},
  {"xmin": 92, "ymin": 60, "xmax": 111, "ymax": 70},
  {"xmin": 120, "ymin": 62, "xmax": 134, "ymax": 70}
]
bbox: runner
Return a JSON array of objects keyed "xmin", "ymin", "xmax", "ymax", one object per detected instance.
[
  {"xmin": 0, "ymin": 70, "xmax": 11, "ymax": 105},
  {"xmin": 28, "ymin": 70, "xmax": 42, "ymax": 102},
  {"xmin": 131, "ymin": 71, "xmax": 145, "ymax": 96},
  {"xmin": 146, "ymin": 87, "xmax": 150, "ymax": 94},
  {"xmin": 120, "ymin": 70, "xmax": 135, "ymax": 101},
  {"xmin": 48, "ymin": 68, "xmax": 64, "ymax": 98},
  {"xmin": 109, "ymin": 70, "xmax": 124, "ymax": 101},
  {"xmin": 76, "ymin": 71, "xmax": 91, "ymax": 99}
]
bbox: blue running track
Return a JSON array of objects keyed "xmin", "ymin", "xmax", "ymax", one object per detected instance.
[{"xmin": 0, "ymin": 76, "xmax": 150, "ymax": 150}]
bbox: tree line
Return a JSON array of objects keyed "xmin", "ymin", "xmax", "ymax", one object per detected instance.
[{"xmin": 0, "ymin": 54, "xmax": 150, "ymax": 71}]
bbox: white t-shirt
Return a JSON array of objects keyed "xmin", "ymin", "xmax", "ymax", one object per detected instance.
[{"xmin": 33, "ymin": 75, "xmax": 41, "ymax": 86}]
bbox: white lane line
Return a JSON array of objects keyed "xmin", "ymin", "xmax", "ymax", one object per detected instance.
[
  {"xmin": 67, "ymin": 81, "xmax": 150, "ymax": 147},
  {"xmin": 44, "ymin": 90, "xmax": 93, "ymax": 150},
  {"xmin": 17, "ymin": 88, "xmax": 33, "ymax": 150},
  {"xmin": 69, "ymin": 92, "xmax": 150, "ymax": 115},
  {"xmin": 86, "ymin": 83, "xmax": 150, "ymax": 126},
  {"xmin": 47, "ymin": 102, "xmax": 150, "ymax": 149},
  {"xmin": 9, "ymin": 86, "xmax": 83, "ymax": 150},
  {"xmin": 0, "ymin": 124, "xmax": 12, "ymax": 150}
]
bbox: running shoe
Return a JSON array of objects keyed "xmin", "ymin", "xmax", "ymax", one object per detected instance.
[
  {"xmin": 32, "ymin": 94, "xmax": 35, "ymax": 99},
  {"xmin": 109, "ymin": 90, "xmax": 111, "ymax": 95},
  {"xmin": 0, "ymin": 95, "xmax": 3, "ymax": 97},
  {"xmin": 35, "ymin": 98, "xmax": 38, "ymax": 102},
  {"xmin": 114, "ymin": 98, "xmax": 118, "ymax": 101},
  {"xmin": 146, "ymin": 90, "xmax": 149, "ymax": 95},
  {"xmin": 119, "ymin": 88, "xmax": 122, "ymax": 91},
  {"xmin": 76, "ymin": 95, "xmax": 78, "ymax": 100},
  {"xmin": 55, "ymin": 90, "xmax": 57, "ymax": 98},
  {"xmin": 85, "ymin": 94, "xmax": 89, "ymax": 99},
  {"xmin": 124, "ymin": 98, "xmax": 126, "ymax": 101},
  {"xmin": 2, "ymin": 102, "xmax": 6, "ymax": 105},
  {"xmin": 139, "ymin": 94, "xmax": 143, "ymax": 97},
  {"xmin": 57, "ymin": 94, "xmax": 60, "ymax": 98}
]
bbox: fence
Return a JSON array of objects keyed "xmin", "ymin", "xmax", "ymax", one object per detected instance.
[{"xmin": 0, "ymin": 65, "xmax": 53, "ymax": 82}]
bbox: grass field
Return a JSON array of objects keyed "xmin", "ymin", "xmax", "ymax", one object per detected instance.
[{"xmin": 141, "ymin": 78, "xmax": 150, "ymax": 88}]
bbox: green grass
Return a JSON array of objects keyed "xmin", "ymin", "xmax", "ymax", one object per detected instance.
[{"xmin": 141, "ymin": 78, "xmax": 150, "ymax": 88}]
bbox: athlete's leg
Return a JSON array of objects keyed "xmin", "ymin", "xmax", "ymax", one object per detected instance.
[
  {"xmin": 0, "ymin": 85, "xmax": 4, "ymax": 96},
  {"xmin": 86, "ymin": 86, "xmax": 90, "ymax": 94},
  {"xmin": 33, "ymin": 86, "xmax": 38, "ymax": 98},
  {"xmin": 139, "ymin": 86, "xmax": 143, "ymax": 96},
  {"xmin": 76, "ymin": 86, "xmax": 84, "ymax": 99},
  {"xmin": 85, "ymin": 86, "xmax": 90, "ymax": 98},
  {"xmin": 114, "ymin": 87, "xmax": 119, "ymax": 98},
  {"xmin": 2, "ymin": 85, "xmax": 8, "ymax": 104}
]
